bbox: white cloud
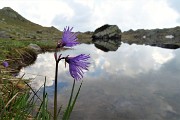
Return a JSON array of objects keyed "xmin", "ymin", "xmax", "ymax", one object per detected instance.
[
  {"xmin": 152, "ymin": 49, "xmax": 174, "ymax": 64},
  {"xmin": 0, "ymin": 0, "xmax": 179, "ymax": 32}
]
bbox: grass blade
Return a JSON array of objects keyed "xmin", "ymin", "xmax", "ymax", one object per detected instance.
[
  {"xmin": 62, "ymin": 79, "xmax": 75, "ymax": 120},
  {"xmin": 67, "ymin": 80, "xmax": 83, "ymax": 119}
]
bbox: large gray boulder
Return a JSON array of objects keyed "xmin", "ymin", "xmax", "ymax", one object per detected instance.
[{"xmin": 92, "ymin": 24, "xmax": 121, "ymax": 40}]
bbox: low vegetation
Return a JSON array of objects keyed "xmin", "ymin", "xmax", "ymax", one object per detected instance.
[{"xmin": 0, "ymin": 67, "xmax": 51, "ymax": 119}]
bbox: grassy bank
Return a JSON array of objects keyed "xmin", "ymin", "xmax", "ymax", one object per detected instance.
[
  {"xmin": 0, "ymin": 38, "xmax": 56, "ymax": 119},
  {"xmin": 0, "ymin": 38, "xmax": 58, "ymax": 70},
  {"xmin": 0, "ymin": 39, "xmax": 57, "ymax": 59}
]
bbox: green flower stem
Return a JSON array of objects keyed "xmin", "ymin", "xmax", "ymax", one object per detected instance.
[{"xmin": 54, "ymin": 61, "xmax": 59, "ymax": 120}]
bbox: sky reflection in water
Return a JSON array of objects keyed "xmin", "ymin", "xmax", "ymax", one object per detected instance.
[{"xmin": 19, "ymin": 43, "xmax": 180, "ymax": 120}]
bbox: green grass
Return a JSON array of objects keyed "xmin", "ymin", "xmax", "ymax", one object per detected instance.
[
  {"xmin": 0, "ymin": 61, "xmax": 83, "ymax": 120},
  {"xmin": 0, "ymin": 68, "xmax": 52, "ymax": 120}
]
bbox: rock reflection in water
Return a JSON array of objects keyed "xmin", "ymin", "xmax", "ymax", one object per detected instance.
[{"xmin": 93, "ymin": 39, "xmax": 121, "ymax": 52}]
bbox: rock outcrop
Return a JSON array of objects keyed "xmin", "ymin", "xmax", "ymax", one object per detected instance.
[{"xmin": 92, "ymin": 24, "xmax": 121, "ymax": 40}]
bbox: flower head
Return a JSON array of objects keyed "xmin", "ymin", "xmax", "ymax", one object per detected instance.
[
  {"xmin": 2, "ymin": 61, "xmax": 8, "ymax": 67},
  {"xmin": 65, "ymin": 54, "xmax": 90, "ymax": 80},
  {"xmin": 57, "ymin": 26, "xmax": 79, "ymax": 48}
]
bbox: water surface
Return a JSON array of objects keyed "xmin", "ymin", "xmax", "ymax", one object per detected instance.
[{"xmin": 19, "ymin": 43, "xmax": 180, "ymax": 120}]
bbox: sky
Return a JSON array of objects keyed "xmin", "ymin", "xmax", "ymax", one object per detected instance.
[{"xmin": 0, "ymin": 0, "xmax": 180, "ymax": 32}]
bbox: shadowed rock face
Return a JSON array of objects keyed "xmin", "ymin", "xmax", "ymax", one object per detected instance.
[
  {"xmin": 92, "ymin": 24, "xmax": 121, "ymax": 40},
  {"xmin": 93, "ymin": 39, "xmax": 121, "ymax": 52}
]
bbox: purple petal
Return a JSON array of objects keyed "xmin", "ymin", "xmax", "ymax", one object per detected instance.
[
  {"xmin": 61, "ymin": 26, "xmax": 79, "ymax": 47},
  {"xmin": 66, "ymin": 54, "xmax": 90, "ymax": 80}
]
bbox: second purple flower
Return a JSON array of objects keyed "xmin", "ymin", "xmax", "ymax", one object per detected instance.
[{"xmin": 65, "ymin": 54, "xmax": 90, "ymax": 80}]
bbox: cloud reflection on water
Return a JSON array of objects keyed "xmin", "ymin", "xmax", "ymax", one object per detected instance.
[{"xmin": 19, "ymin": 43, "xmax": 174, "ymax": 89}]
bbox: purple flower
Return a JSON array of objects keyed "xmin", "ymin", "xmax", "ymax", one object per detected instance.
[
  {"xmin": 58, "ymin": 26, "xmax": 79, "ymax": 48},
  {"xmin": 65, "ymin": 54, "xmax": 90, "ymax": 80},
  {"xmin": 2, "ymin": 61, "xmax": 8, "ymax": 67}
]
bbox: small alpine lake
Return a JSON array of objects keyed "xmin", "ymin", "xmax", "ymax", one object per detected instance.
[{"xmin": 19, "ymin": 43, "xmax": 180, "ymax": 120}]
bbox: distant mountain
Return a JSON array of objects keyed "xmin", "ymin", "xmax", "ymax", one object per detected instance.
[{"xmin": 0, "ymin": 7, "xmax": 62, "ymax": 41}]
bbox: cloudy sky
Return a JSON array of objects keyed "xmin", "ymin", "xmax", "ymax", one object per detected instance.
[{"xmin": 0, "ymin": 0, "xmax": 179, "ymax": 32}]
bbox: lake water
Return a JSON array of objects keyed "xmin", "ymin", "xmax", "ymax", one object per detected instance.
[{"xmin": 19, "ymin": 43, "xmax": 180, "ymax": 120}]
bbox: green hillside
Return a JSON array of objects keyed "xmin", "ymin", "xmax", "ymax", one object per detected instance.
[{"xmin": 0, "ymin": 7, "xmax": 62, "ymax": 41}]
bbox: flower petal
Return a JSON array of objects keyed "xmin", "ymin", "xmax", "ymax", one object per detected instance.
[{"xmin": 66, "ymin": 54, "xmax": 90, "ymax": 80}]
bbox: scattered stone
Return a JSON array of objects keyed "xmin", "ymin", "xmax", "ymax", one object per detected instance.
[
  {"xmin": 36, "ymin": 30, "xmax": 43, "ymax": 34},
  {"xmin": 0, "ymin": 31, "xmax": 11, "ymax": 38},
  {"xmin": 28, "ymin": 43, "xmax": 42, "ymax": 53}
]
